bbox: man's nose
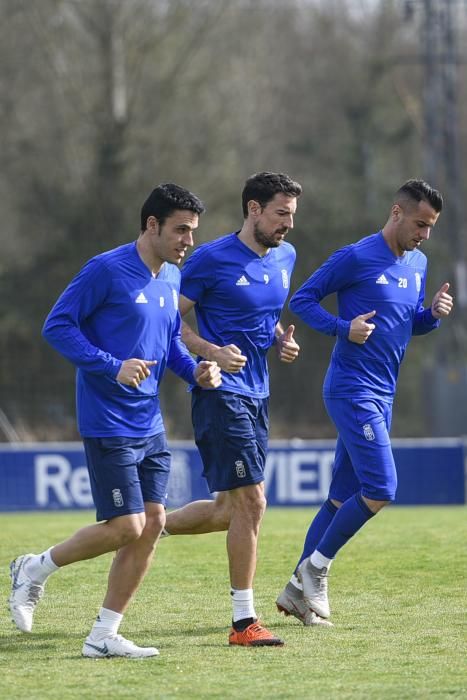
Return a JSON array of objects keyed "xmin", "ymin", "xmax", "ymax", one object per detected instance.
[{"xmin": 183, "ymin": 231, "xmax": 194, "ymax": 247}]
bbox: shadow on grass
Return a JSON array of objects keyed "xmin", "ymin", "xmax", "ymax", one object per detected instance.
[
  {"xmin": 1, "ymin": 620, "xmax": 314, "ymax": 657},
  {"xmin": 140, "ymin": 624, "xmax": 228, "ymax": 639},
  {"xmin": 0, "ymin": 630, "xmax": 85, "ymax": 656}
]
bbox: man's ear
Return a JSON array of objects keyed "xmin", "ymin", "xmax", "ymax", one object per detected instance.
[
  {"xmin": 146, "ymin": 215, "xmax": 160, "ymax": 233},
  {"xmin": 391, "ymin": 204, "xmax": 402, "ymax": 222},
  {"xmin": 248, "ymin": 200, "xmax": 262, "ymax": 217}
]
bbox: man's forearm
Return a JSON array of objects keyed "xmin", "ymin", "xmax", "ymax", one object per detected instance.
[{"xmin": 181, "ymin": 321, "xmax": 220, "ymax": 361}]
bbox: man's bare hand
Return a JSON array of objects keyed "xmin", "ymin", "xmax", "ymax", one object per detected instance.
[
  {"xmin": 210, "ymin": 345, "xmax": 247, "ymax": 373},
  {"xmin": 276, "ymin": 324, "xmax": 300, "ymax": 363},
  {"xmin": 431, "ymin": 282, "xmax": 453, "ymax": 319},
  {"xmin": 116, "ymin": 359, "xmax": 157, "ymax": 388},
  {"xmin": 349, "ymin": 310, "xmax": 376, "ymax": 345},
  {"xmin": 194, "ymin": 361, "xmax": 222, "ymax": 389}
]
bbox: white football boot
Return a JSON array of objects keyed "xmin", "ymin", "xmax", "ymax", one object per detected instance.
[
  {"xmin": 276, "ymin": 581, "xmax": 333, "ymax": 627},
  {"xmin": 297, "ymin": 559, "xmax": 331, "ymax": 619},
  {"xmin": 82, "ymin": 633, "xmax": 159, "ymax": 658},
  {"xmin": 9, "ymin": 554, "xmax": 44, "ymax": 633}
]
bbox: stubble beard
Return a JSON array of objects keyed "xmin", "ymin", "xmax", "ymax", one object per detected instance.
[{"xmin": 253, "ymin": 222, "xmax": 286, "ymax": 249}]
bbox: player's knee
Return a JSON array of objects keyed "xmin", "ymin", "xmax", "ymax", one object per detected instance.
[
  {"xmin": 144, "ymin": 508, "xmax": 166, "ymax": 540},
  {"xmin": 362, "ymin": 496, "xmax": 391, "ymax": 514},
  {"xmin": 111, "ymin": 513, "xmax": 146, "ymax": 545},
  {"xmin": 250, "ymin": 493, "xmax": 266, "ymax": 522},
  {"xmin": 232, "ymin": 485, "xmax": 266, "ymax": 522}
]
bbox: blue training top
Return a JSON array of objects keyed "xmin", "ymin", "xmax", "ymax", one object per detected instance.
[
  {"xmin": 181, "ymin": 232, "xmax": 296, "ymax": 398},
  {"xmin": 42, "ymin": 242, "xmax": 197, "ymax": 437},
  {"xmin": 290, "ymin": 231, "xmax": 439, "ymax": 400}
]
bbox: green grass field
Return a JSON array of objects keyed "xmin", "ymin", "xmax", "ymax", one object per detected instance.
[{"xmin": 0, "ymin": 507, "xmax": 465, "ymax": 699}]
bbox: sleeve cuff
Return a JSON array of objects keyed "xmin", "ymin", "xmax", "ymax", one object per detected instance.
[
  {"xmin": 107, "ymin": 358, "xmax": 123, "ymax": 379},
  {"xmin": 425, "ymin": 308, "xmax": 440, "ymax": 325},
  {"xmin": 336, "ymin": 318, "xmax": 351, "ymax": 339}
]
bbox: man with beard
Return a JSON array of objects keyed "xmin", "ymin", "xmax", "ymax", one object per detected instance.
[{"xmin": 164, "ymin": 172, "xmax": 302, "ymax": 646}]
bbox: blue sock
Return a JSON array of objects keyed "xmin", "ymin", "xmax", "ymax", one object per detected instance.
[
  {"xmin": 316, "ymin": 493, "xmax": 374, "ymax": 559},
  {"xmin": 294, "ymin": 499, "xmax": 338, "ymax": 573}
]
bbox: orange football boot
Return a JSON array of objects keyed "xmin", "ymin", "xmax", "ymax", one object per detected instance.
[{"xmin": 229, "ymin": 621, "xmax": 284, "ymax": 647}]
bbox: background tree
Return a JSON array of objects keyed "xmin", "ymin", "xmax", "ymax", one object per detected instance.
[{"xmin": 0, "ymin": 0, "xmax": 464, "ymax": 440}]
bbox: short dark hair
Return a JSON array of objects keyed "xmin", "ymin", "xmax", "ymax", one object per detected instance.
[
  {"xmin": 140, "ymin": 183, "xmax": 205, "ymax": 230},
  {"xmin": 395, "ymin": 179, "xmax": 443, "ymax": 213},
  {"xmin": 241, "ymin": 171, "xmax": 302, "ymax": 218}
]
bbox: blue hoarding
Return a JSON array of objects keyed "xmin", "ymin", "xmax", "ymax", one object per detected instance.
[{"xmin": 0, "ymin": 439, "xmax": 464, "ymax": 511}]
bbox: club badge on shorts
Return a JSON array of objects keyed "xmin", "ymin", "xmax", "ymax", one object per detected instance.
[
  {"xmin": 112, "ymin": 488, "xmax": 124, "ymax": 507},
  {"xmin": 235, "ymin": 460, "xmax": 246, "ymax": 478}
]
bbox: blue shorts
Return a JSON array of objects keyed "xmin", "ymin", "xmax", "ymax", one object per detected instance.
[
  {"xmin": 191, "ymin": 389, "xmax": 269, "ymax": 492},
  {"xmin": 83, "ymin": 433, "xmax": 171, "ymax": 521},
  {"xmin": 324, "ymin": 397, "xmax": 397, "ymax": 502}
]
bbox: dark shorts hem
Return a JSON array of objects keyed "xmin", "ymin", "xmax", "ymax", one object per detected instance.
[
  {"xmin": 210, "ymin": 476, "xmax": 265, "ymax": 493},
  {"xmin": 360, "ymin": 489, "xmax": 396, "ymax": 502},
  {"xmin": 96, "ymin": 506, "xmax": 145, "ymax": 522}
]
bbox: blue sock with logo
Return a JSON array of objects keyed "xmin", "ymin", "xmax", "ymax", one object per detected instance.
[
  {"xmin": 294, "ymin": 499, "xmax": 338, "ymax": 574},
  {"xmin": 316, "ymin": 493, "xmax": 374, "ymax": 559}
]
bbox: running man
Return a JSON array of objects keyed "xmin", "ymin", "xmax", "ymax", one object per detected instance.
[
  {"xmin": 165, "ymin": 172, "xmax": 302, "ymax": 645},
  {"xmin": 276, "ymin": 179, "xmax": 453, "ymax": 625},
  {"xmin": 9, "ymin": 183, "xmax": 221, "ymax": 657}
]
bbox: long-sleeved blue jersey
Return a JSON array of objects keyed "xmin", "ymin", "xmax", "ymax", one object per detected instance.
[
  {"xmin": 290, "ymin": 232, "xmax": 439, "ymax": 399},
  {"xmin": 42, "ymin": 242, "xmax": 197, "ymax": 437}
]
